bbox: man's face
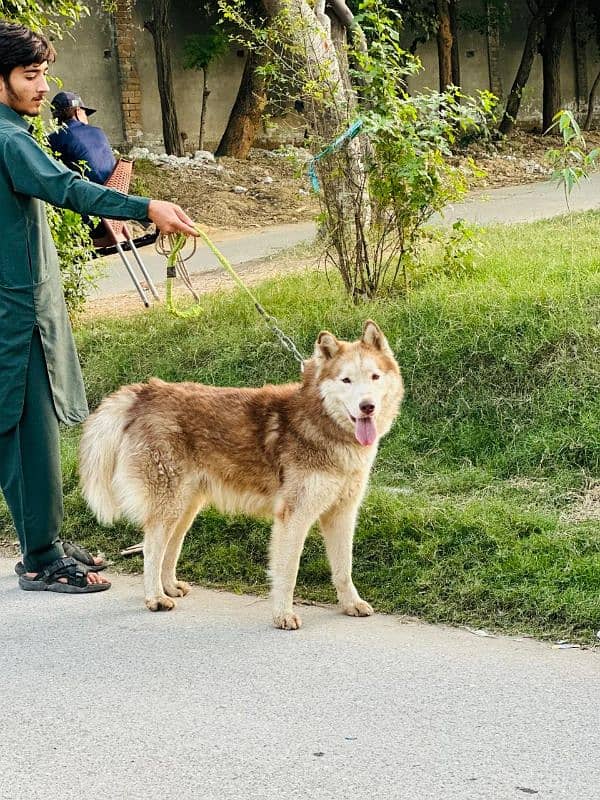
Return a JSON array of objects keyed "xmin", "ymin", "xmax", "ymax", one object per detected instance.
[{"xmin": 0, "ymin": 62, "xmax": 49, "ymax": 116}]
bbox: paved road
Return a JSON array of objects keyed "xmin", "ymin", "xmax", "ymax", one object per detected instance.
[
  {"xmin": 93, "ymin": 173, "xmax": 600, "ymax": 299},
  {"xmin": 439, "ymin": 170, "xmax": 600, "ymax": 225},
  {"xmin": 1, "ymin": 557, "xmax": 598, "ymax": 800},
  {"xmin": 93, "ymin": 221, "xmax": 316, "ymax": 299}
]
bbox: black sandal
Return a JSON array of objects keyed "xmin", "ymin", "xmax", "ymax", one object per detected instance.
[
  {"xmin": 18, "ymin": 557, "xmax": 111, "ymax": 594},
  {"xmin": 14, "ymin": 540, "xmax": 106, "ymax": 576},
  {"xmin": 63, "ymin": 541, "xmax": 107, "ymax": 570}
]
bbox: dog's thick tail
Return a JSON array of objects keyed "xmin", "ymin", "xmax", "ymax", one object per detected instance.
[{"xmin": 79, "ymin": 388, "xmax": 136, "ymax": 526}]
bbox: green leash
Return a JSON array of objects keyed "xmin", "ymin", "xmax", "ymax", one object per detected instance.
[
  {"xmin": 161, "ymin": 233, "xmax": 204, "ymax": 319},
  {"xmin": 166, "ymin": 226, "xmax": 306, "ymax": 370}
]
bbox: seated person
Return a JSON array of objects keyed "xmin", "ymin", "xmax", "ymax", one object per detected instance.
[
  {"xmin": 50, "ymin": 91, "xmax": 134, "ymax": 245},
  {"xmin": 49, "ymin": 90, "xmax": 116, "ymax": 185}
]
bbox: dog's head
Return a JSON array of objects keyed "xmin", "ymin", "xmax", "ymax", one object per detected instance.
[{"xmin": 307, "ymin": 320, "xmax": 404, "ymax": 446}]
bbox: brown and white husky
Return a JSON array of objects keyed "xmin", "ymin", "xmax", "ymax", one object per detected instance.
[{"xmin": 79, "ymin": 320, "xmax": 404, "ymax": 629}]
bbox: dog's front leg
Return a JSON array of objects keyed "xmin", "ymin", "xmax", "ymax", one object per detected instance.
[
  {"xmin": 269, "ymin": 511, "xmax": 311, "ymax": 630},
  {"xmin": 319, "ymin": 494, "xmax": 373, "ymax": 618}
]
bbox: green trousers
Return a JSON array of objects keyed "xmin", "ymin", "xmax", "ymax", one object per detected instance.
[{"xmin": 0, "ymin": 328, "xmax": 66, "ymax": 572}]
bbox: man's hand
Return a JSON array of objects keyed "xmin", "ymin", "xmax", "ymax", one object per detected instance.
[{"xmin": 147, "ymin": 200, "xmax": 198, "ymax": 236}]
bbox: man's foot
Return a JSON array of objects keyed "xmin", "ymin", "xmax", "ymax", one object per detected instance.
[
  {"xmin": 19, "ymin": 557, "xmax": 111, "ymax": 593},
  {"xmin": 15, "ymin": 540, "xmax": 106, "ymax": 577}
]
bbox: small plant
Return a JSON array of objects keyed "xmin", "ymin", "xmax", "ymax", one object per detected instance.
[
  {"xmin": 546, "ymin": 110, "xmax": 600, "ymax": 206},
  {"xmin": 183, "ymin": 28, "xmax": 230, "ymax": 151},
  {"xmin": 546, "ymin": 110, "xmax": 600, "ymax": 266}
]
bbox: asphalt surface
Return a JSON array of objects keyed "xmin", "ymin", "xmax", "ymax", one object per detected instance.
[
  {"xmin": 1, "ymin": 557, "xmax": 599, "ymax": 800},
  {"xmin": 93, "ymin": 172, "xmax": 600, "ymax": 299}
]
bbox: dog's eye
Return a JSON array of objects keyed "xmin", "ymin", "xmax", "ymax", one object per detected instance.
[
  {"xmin": 372, "ymin": 374, "xmax": 380, "ymax": 381},
  {"xmin": 341, "ymin": 377, "xmax": 352, "ymax": 384}
]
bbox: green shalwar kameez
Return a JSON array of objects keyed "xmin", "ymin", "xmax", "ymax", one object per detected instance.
[{"xmin": 0, "ymin": 102, "xmax": 150, "ymax": 572}]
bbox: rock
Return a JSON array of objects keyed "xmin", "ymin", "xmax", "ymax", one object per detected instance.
[
  {"xmin": 128, "ymin": 146, "xmax": 151, "ymax": 161},
  {"xmin": 194, "ymin": 150, "xmax": 216, "ymax": 162},
  {"xmin": 232, "ymin": 185, "xmax": 248, "ymax": 194}
]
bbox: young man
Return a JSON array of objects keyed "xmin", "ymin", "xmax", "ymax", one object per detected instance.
[
  {"xmin": 0, "ymin": 21, "xmax": 197, "ymax": 594},
  {"xmin": 49, "ymin": 90, "xmax": 116, "ymax": 185}
]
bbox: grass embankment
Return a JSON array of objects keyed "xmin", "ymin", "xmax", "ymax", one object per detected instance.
[{"xmin": 4, "ymin": 212, "xmax": 600, "ymax": 641}]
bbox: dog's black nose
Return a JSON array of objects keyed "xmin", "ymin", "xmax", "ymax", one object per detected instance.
[{"xmin": 359, "ymin": 400, "xmax": 375, "ymax": 416}]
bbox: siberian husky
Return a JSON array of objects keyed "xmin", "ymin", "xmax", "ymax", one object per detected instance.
[{"xmin": 79, "ymin": 320, "xmax": 404, "ymax": 629}]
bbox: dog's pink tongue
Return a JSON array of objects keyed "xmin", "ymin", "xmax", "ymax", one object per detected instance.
[{"xmin": 355, "ymin": 416, "xmax": 377, "ymax": 446}]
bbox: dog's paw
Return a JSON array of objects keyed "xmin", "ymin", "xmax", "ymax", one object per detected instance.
[
  {"xmin": 163, "ymin": 580, "xmax": 191, "ymax": 598},
  {"xmin": 273, "ymin": 612, "xmax": 303, "ymax": 630},
  {"xmin": 343, "ymin": 599, "xmax": 374, "ymax": 617},
  {"xmin": 145, "ymin": 595, "xmax": 176, "ymax": 612}
]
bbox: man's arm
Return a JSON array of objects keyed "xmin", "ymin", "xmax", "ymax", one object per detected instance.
[{"xmin": 3, "ymin": 129, "xmax": 197, "ymax": 235}]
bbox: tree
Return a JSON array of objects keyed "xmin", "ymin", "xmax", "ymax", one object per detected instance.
[
  {"xmin": 541, "ymin": 0, "xmax": 576, "ymax": 131},
  {"xmin": 583, "ymin": 0, "xmax": 600, "ymax": 130},
  {"xmin": 435, "ymin": 0, "xmax": 453, "ymax": 90},
  {"xmin": 221, "ymin": 0, "xmax": 490, "ymax": 300},
  {"xmin": 183, "ymin": 28, "xmax": 229, "ymax": 151},
  {"xmin": 144, "ymin": 0, "xmax": 184, "ymax": 156},
  {"xmin": 498, "ymin": 0, "xmax": 576, "ymax": 136},
  {"xmin": 216, "ymin": 47, "xmax": 268, "ymax": 157}
]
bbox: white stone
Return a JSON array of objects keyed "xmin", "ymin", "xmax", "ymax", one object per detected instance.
[{"xmin": 232, "ymin": 185, "xmax": 247, "ymax": 194}]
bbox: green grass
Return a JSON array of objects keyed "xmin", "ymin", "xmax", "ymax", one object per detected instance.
[{"xmin": 4, "ymin": 211, "xmax": 600, "ymax": 642}]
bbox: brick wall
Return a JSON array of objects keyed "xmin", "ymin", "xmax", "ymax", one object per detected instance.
[{"xmin": 113, "ymin": 0, "xmax": 143, "ymax": 146}]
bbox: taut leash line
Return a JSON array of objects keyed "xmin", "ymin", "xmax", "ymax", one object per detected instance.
[{"xmin": 166, "ymin": 226, "xmax": 306, "ymax": 371}]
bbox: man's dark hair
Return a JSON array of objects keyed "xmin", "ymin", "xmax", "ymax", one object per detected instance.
[
  {"xmin": 55, "ymin": 106, "xmax": 78, "ymax": 124},
  {"xmin": 0, "ymin": 22, "xmax": 55, "ymax": 81}
]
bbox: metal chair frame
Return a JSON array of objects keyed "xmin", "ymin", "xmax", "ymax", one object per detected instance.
[{"xmin": 92, "ymin": 158, "xmax": 159, "ymax": 307}]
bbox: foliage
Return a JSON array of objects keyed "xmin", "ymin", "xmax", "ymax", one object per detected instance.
[
  {"xmin": 220, "ymin": 0, "xmax": 495, "ymax": 300},
  {"xmin": 546, "ymin": 110, "xmax": 600, "ymax": 201},
  {"xmin": 183, "ymin": 27, "xmax": 230, "ymax": 149},
  {"xmin": 183, "ymin": 28, "xmax": 229, "ymax": 72},
  {"xmin": 348, "ymin": 0, "xmax": 494, "ymax": 296},
  {"xmin": 30, "ymin": 117, "xmax": 100, "ymax": 316},
  {"xmin": 545, "ymin": 109, "xmax": 600, "ymax": 266},
  {"xmin": 0, "ymin": 0, "xmax": 89, "ymax": 37}
]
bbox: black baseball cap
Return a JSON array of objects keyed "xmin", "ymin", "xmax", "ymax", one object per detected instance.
[{"xmin": 51, "ymin": 91, "xmax": 96, "ymax": 117}]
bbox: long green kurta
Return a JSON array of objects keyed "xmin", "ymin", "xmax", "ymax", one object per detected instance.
[{"xmin": 0, "ymin": 102, "xmax": 150, "ymax": 434}]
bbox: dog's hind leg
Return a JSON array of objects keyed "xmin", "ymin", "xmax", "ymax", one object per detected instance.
[
  {"xmin": 143, "ymin": 514, "xmax": 180, "ymax": 611},
  {"xmin": 319, "ymin": 494, "xmax": 374, "ymax": 618},
  {"xmin": 161, "ymin": 495, "xmax": 206, "ymax": 599}
]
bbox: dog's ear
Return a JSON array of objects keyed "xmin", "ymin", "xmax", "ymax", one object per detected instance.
[
  {"xmin": 361, "ymin": 320, "xmax": 393, "ymax": 355},
  {"xmin": 314, "ymin": 330, "xmax": 341, "ymax": 360}
]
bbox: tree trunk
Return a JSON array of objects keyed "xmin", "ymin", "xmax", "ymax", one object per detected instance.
[
  {"xmin": 583, "ymin": 67, "xmax": 600, "ymax": 130},
  {"xmin": 486, "ymin": 0, "xmax": 502, "ymax": 98},
  {"xmin": 215, "ymin": 49, "xmax": 267, "ymax": 158},
  {"xmin": 199, "ymin": 71, "xmax": 210, "ymax": 151},
  {"xmin": 449, "ymin": 0, "xmax": 460, "ymax": 86},
  {"xmin": 498, "ymin": 3, "xmax": 548, "ymax": 136},
  {"xmin": 144, "ymin": 0, "xmax": 183, "ymax": 156},
  {"xmin": 436, "ymin": 0, "xmax": 453, "ymax": 91},
  {"xmin": 261, "ymin": 0, "xmax": 371, "ymax": 299},
  {"xmin": 572, "ymin": 3, "xmax": 588, "ymax": 112},
  {"xmin": 542, "ymin": 0, "xmax": 575, "ymax": 132}
]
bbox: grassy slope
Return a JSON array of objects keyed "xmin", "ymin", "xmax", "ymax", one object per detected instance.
[{"xmin": 4, "ymin": 212, "xmax": 600, "ymax": 641}]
